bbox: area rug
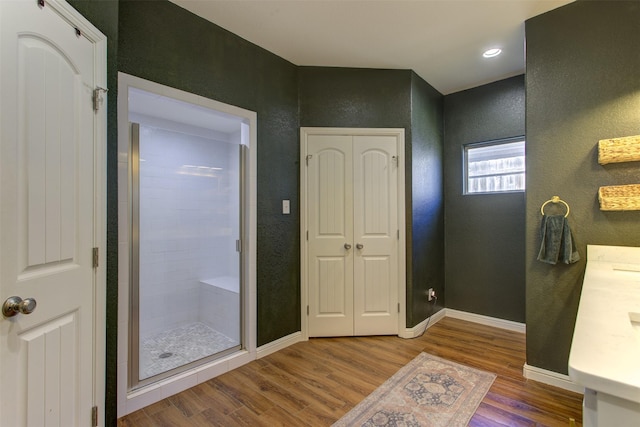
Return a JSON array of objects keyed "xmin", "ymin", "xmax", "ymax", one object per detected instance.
[{"xmin": 332, "ymin": 352, "xmax": 496, "ymax": 427}]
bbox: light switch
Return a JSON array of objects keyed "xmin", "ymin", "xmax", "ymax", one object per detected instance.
[{"xmin": 282, "ymin": 199, "xmax": 290, "ymax": 214}]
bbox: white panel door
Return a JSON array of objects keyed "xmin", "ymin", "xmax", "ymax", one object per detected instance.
[
  {"xmin": 353, "ymin": 136, "xmax": 398, "ymax": 335},
  {"xmin": 306, "ymin": 132, "xmax": 399, "ymax": 337},
  {"xmin": 307, "ymin": 135, "xmax": 354, "ymax": 337},
  {"xmin": 0, "ymin": 1, "xmax": 103, "ymax": 426}
]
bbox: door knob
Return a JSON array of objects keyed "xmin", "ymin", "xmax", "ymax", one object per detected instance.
[
  {"xmin": 356, "ymin": 243, "xmax": 364, "ymax": 249},
  {"xmin": 2, "ymin": 296, "xmax": 37, "ymax": 317},
  {"xmin": 344, "ymin": 243, "xmax": 352, "ymax": 250}
]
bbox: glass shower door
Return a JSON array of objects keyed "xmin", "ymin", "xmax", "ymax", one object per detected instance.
[{"xmin": 130, "ymin": 120, "xmax": 243, "ymax": 388}]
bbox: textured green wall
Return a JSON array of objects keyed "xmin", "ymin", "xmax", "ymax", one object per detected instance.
[
  {"xmin": 409, "ymin": 73, "xmax": 445, "ymax": 326},
  {"xmin": 117, "ymin": 0, "xmax": 301, "ymax": 345},
  {"xmin": 299, "ymin": 67, "xmax": 412, "ymax": 128},
  {"xmin": 526, "ymin": 1, "xmax": 640, "ymax": 374},
  {"xmin": 444, "ymin": 76, "xmax": 526, "ymax": 322}
]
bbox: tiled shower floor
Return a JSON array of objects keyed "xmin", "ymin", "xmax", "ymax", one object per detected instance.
[{"xmin": 140, "ymin": 322, "xmax": 239, "ymax": 379}]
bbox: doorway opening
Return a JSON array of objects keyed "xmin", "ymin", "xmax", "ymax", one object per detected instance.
[{"xmin": 117, "ymin": 73, "xmax": 256, "ymax": 416}]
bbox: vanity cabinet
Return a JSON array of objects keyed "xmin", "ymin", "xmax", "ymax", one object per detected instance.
[{"xmin": 569, "ymin": 245, "xmax": 640, "ymax": 426}]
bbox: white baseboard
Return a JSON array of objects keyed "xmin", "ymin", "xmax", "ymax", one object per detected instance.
[
  {"xmin": 444, "ymin": 309, "xmax": 582, "ymax": 395},
  {"xmin": 256, "ymin": 331, "xmax": 303, "ymax": 359},
  {"xmin": 445, "ymin": 309, "xmax": 526, "ymax": 333},
  {"xmin": 399, "ymin": 308, "xmax": 446, "ymax": 338},
  {"xmin": 523, "ymin": 363, "xmax": 584, "ymax": 394}
]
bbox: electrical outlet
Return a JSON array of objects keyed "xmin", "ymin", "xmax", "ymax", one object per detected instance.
[{"xmin": 428, "ymin": 288, "xmax": 434, "ymax": 301}]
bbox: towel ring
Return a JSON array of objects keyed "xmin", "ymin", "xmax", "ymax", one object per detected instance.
[{"xmin": 540, "ymin": 196, "xmax": 570, "ymax": 217}]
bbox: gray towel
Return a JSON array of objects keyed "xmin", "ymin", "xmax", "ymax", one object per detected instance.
[{"xmin": 537, "ymin": 214, "xmax": 580, "ymax": 265}]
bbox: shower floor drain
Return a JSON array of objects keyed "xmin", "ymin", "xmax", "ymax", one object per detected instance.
[{"xmin": 159, "ymin": 352, "xmax": 173, "ymax": 359}]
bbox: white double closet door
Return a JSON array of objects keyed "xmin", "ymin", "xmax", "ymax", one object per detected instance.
[{"xmin": 303, "ymin": 128, "xmax": 403, "ymax": 337}]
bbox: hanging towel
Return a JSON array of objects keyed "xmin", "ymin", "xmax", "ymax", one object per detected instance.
[{"xmin": 537, "ymin": 214, "xmax": 580, "ymax": 265}]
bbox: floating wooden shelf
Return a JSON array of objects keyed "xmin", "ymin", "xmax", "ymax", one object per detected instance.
[
  {"xmin": 598, "ymin": 135, "xmax": 640, "ymax": 164},
  {"xmin": 598, "ymin": 184, "xmax": 640, "ymax": 211}
]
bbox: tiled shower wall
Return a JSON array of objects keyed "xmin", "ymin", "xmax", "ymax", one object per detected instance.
[{"xmin": 138, "ymin": 125, "xmax": 240, "ymax": 339}]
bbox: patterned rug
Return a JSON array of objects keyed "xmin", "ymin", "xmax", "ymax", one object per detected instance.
[{"xmin": 333, "ymin": 353, "xmax": 496, "ymax": 427}]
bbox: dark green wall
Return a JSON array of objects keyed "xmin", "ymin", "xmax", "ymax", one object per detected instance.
[
  {"xmin": 299, "ymin": 67, "xmax": 445, "ymax": 327},
  {"xmin": 118, "ymin": 0, "xmax": 301, "ymax": 349},
  {"xmin": 443, "ymin": 76, "xmax": 526, "ymax": 322},
  {"xmin": 526, "ymin": 1, "xmax": 640, "ymax": 374},
  {"xmin": 299, "ymin": 67, "xmax": 412, "ymax": 128},
  {"xmin": 409, "ymin": 73, "xmax": 445, "ymax": 325}
]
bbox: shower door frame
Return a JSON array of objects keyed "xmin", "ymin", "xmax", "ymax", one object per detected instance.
[
  {"xmin": 128, "ymin": 123, "xmax": 246, "ymax": 389},
  {"xmin": 117, "ymin": 72, "xmax": 256, "ymax": 413}
]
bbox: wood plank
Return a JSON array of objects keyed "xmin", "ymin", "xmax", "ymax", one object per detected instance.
[
  {"xmin": 168, "ymin": 388, "xmax": 209, "ymax": 418},
  {"xmin": 118, "ymin": 409, "xmax": 156, "ymax": 427},
  {"xmin": 149, "ymin": 404, "xmax": 195, "ymax": 427},
  {"xmin": 118, "ymin": 317, "xmax": 583, "ymax": 426},
  {"xmin": 210, "ymin": 369, "xmax": 275, "ymax": 416},
  {"xmin": 257, "ymin": 364, "xmax": 346, "ymax": 411},
  {"xmin": 189, "ymin": 382, "xmax": 243, "ymax": 417},
  {"xmin": 229, "ymin": 365, "xmax": 310, "ymax": 414}
]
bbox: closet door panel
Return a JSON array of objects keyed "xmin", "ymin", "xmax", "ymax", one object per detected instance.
[
  {"xmin": 307, "ymin": 135, "xmax": 354, "ymax": 337},
  {"xmin": 353, "ymin": 135, "xmax": 399, "ymax": 335}
]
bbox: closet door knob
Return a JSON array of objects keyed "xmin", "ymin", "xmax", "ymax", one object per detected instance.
[
  {"xmin": 356, "ymin": 243, "xmax": 364, "ymax": 250},
  {"xmin": 344, "ymin": 243, "xmax": 352, "ymax": 250}
]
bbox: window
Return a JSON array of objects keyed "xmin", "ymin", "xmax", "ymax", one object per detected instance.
[{"xmin": 464, "ymin": 138, "xmax": 525, "ymax": 194}]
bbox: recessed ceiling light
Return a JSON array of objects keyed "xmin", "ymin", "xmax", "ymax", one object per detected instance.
[{"xmin": 483, "ymin": 48, "xmax": 502, "ymax": 58}]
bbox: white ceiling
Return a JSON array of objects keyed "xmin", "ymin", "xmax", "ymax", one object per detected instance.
[{"xmin": 169, "ymin": 0, "xmax": 573, "ymax": 95}]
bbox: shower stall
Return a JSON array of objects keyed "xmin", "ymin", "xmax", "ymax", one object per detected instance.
[
  {"xmin": 119, "ymin": 78, "xmax": 255, "ymax": 401},
  {"xmin": 130, "ymin": 119, "xmax": 244, "ymax": 386}
]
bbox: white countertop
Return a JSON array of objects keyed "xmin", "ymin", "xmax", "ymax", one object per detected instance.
[{"xmin": 569, "ymin": 245, "xmax": 640, "ymax": 403}]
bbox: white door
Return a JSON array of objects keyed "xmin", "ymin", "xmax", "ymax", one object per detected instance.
[
  {"xmin": 306, "ymin": 132, "xmax": 399, "ymax": 337},
  {"xmin": 307, "ymin": 135, "xmax": 354, "ymax": 337},
  {"xmin": 0, "ymin": 1, "xmax": 106, "ymax": 426},
  {"xmin": 352, "ymin": 135, "xmax": 398, "ymax": 335}
]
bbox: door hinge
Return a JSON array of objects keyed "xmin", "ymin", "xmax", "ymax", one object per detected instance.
[
  {"xmin": 236, "ymin": 239, "xmax": 242, "ymax": 253},
  {"xmin": 397, "ymin": 229, "xmax": 400, "ymax": 240},
  {"xmin": 92, "ymin": 247, "xmax": 99, "ymax": 268},
  {"xmin": 306, "ymin": 154, "xmax": 312, "ymax": 166},
  {"xmin": 307, "ymin": 305, "xmax": 309, "ymax": 316},
  {"xmin": 91, "ymin": 406, "xmax": 98, "ymax": 427},
  {"xmin": 398, "ymin": 303, "xmax": 400, "ymax": 313},
  {"xmin": 92, "ymin": 86, "xmax": 108, "ymax": 112}
]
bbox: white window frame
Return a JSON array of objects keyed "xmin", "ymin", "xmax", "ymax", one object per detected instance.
[{"xmin": 463, "ymin": 137, "xmax": 525, "ymax": 195}]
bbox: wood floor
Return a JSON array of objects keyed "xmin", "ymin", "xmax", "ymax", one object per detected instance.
[{"xmin": 118, "ymin": 317, "xmax": 583, "ymax": 426}]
